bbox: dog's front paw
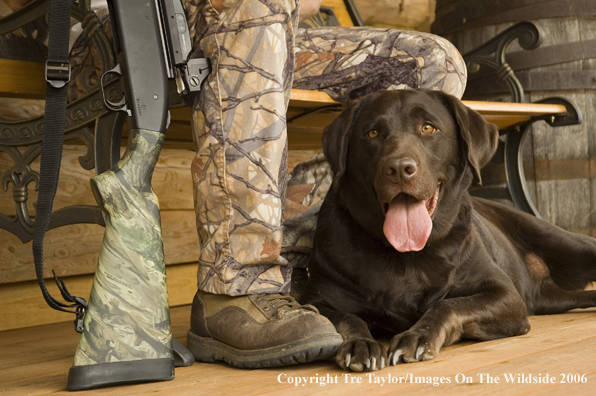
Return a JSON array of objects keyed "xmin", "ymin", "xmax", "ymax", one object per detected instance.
[
  {"xmin": 336, "ymin": 338, "xmax": 388, "ymax": 372},
  {"xmin": 388, "ymin": 328, "xmax": 440, "ymax": 365}
]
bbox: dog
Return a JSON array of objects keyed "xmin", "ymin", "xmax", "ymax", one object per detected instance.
[{"xmin": 300, "ymin": 89, "xmax": 596, "ymax": 372}]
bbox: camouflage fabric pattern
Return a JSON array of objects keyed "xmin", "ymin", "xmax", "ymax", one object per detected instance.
[
  {"xmin": 73, "ymin": 128, "xmax": 173, "ymax": 366},
  {"xmin": 187, "ymin": 0, "xmax": 467, "ymax": 296},
  {"xmin": 293, "ymin": 26, "xmax": 467, "ymax": 102},
  {"xmin": 68, "ymin": 9, "xmax": 113, "ymax": 102},
  {"xmin": 187, "ymin": 0, "xmax": 299, "ymax": 296},
  {"xmin": 282, "ymin": 151, "xmax": 330, "ymax": 271}
]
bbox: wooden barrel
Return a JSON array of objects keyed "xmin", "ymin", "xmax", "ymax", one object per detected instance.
[{"xmin": 432, "ymin": 0, "xmax": 596, "ymax": 236}]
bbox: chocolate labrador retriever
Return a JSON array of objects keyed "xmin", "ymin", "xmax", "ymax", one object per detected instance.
[{"xmin": 300, "ymin": 89, "xmax": 596, "ymax": 372}]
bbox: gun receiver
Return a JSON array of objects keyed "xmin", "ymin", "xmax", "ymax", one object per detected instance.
[{"xmin": 101, "ymin": 0, "xmax": 210, "ymax": 124}]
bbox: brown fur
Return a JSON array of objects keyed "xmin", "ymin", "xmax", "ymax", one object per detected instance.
[{"xmin": 301, "ymin": 89, "xmax": 596, "ymax": 372}]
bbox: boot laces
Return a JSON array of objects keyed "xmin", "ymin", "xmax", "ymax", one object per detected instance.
[{"xmin": 258, "ymin": 294, "xmax": 318, "ymax": 318}]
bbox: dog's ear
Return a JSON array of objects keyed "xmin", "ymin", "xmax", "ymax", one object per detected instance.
[
  {"xmin": 322, "ymin": 98, "xmax": 361, "ymax": 189},
  {"xmin": 436, "ymin": 91, "xmax": 499, "ymax": 184}
]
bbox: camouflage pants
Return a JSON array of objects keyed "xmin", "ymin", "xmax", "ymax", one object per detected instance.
[{"xmin": 186, "ymin": 0, "xmax": 467, "ymax": 296}]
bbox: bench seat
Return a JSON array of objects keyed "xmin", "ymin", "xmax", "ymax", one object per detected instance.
[{"xmin": 0, "ymin": 58, "xmax": 568, "ymax": 150}]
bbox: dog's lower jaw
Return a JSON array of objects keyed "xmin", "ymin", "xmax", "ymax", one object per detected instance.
[{"xmin": 427, "ymin": 183, "xmax": 442, "ymax": 219}]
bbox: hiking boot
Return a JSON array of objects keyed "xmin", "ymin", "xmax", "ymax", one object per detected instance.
[{"xmin": 187, "ymin": 290, "xmax": 343, "ymax": 368}]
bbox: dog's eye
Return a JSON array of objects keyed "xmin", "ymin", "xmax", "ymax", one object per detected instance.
[
  {"xmin": 421, "ymin": 124, "xmax": 437, "ymax": 134},
  {"xmin": 367, "ymin": 130, "xmax": 379, "ymax": 139}
]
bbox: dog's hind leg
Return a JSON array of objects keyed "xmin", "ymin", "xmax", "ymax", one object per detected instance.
[
  {"xmin": 531, "ymin": 280, "xmax": 596, "ymax": 315},
  {"xmin": 473, "ymin": 197, "xmax": 596, "ymax": 289},
  {"xmin": 527, "ymin": 236, "xmax": 596, "ymax": 291}
]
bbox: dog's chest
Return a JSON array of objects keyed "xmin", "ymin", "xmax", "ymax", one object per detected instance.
[{"xmin": 359, "ymin": 262, "xmax": 453, "ymax": 327}]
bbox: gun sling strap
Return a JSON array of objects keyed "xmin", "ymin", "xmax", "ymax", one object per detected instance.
[{"xmin": 34, "ymin": 0, "xmax": 88, "ymax": 332}]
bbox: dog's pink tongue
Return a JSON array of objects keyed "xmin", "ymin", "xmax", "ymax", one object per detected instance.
[{"xmin": 383, "ymin": 194, "xmax": 432, "ymax": 252}]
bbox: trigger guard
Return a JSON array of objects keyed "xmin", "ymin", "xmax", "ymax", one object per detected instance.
[{"xmin": 100, "ymin": 65, "xmax": 129, "ymax": 113}]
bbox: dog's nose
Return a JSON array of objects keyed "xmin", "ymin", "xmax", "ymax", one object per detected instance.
[{"xmin": 385, "ymin": 157, "xmax": 417, "ymax": 184}]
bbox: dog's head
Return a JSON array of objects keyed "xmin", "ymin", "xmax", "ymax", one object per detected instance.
[{"xmin": 322, "ymin": 89, "xmax": 499, "ymax": 252}]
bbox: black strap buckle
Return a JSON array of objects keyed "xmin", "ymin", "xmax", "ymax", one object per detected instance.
[{"xmin": 45, "ymin": 60, "xmax": 71, "ymax": 89}]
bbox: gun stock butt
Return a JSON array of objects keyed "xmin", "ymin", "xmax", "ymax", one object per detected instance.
[{"xmin": 67, "ymin": 129, "xmax": 174, "ymax": 390}]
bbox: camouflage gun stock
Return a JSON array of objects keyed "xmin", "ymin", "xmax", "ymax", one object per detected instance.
[{"xmin": 66, "ymin": 0, "xmax": 209, "ymax": 390}]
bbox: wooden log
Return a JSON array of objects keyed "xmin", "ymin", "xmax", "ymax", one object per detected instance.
[
  {"xmin": 0, "ymin": 262, "xmax": 198, "ymax": 332},
  {"xmin": 0, "ymin": 145, "xmax": 196, "ymax": 216},
  {"xmin": 0, "ymin": 209, "xmax": 199, "ymax": 283}
]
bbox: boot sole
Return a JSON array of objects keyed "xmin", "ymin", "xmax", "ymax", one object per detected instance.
[{"xmin": 187, "ymin": 330, "xmax": 342, "ymax": 368}]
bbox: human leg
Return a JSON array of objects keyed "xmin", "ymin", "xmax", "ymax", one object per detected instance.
[
  {"xmin": 292, "ymin": 26, "xmax": 467, "ymax": 101},
  {"xmin": 185, "ymin": 0, "xmax": 342, "ymax": 367},
  {"xmin": 188, "ymin": 0, "xmax": 295, "ymax": 296}
]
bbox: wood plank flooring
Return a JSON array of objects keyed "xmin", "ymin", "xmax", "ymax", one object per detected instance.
[{"xmin": 2, "ymin": 305, "xmax": 596, "ymax": 395}]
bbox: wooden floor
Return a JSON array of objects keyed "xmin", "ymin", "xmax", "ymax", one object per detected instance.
[{"xmin": 3, "ymin": 306, "xmax": 596, "ymax": 396}]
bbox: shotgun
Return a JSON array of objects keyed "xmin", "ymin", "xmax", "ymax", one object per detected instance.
[{"xmin": 66, "ymin": 0, "xmax": 209, "ymax": 390}]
